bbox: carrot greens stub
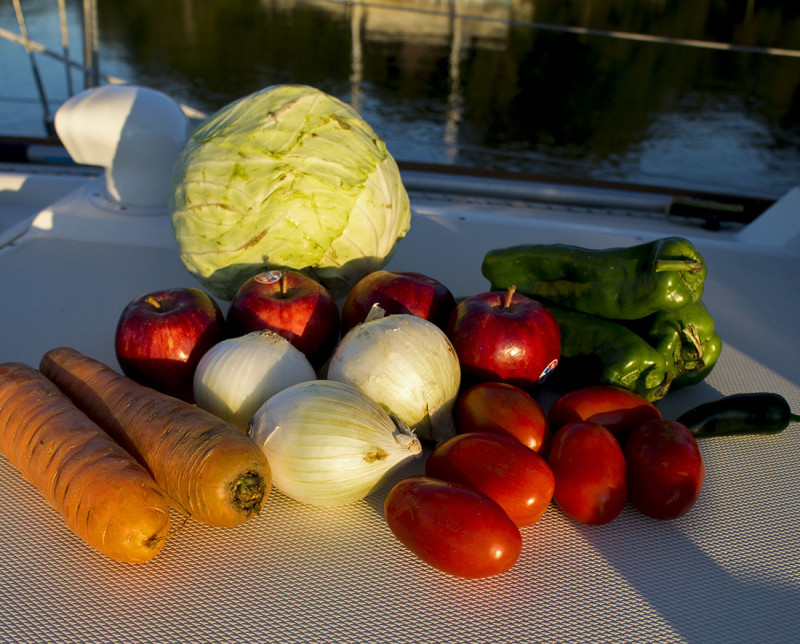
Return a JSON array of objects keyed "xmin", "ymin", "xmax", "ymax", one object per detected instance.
[{"xmin": 232, "ymin": 471, "xmax": 268, "ymax": 516}]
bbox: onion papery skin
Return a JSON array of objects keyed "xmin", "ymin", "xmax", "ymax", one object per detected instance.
[
  {"xmin": 193, "ymin": 330, "xmax": 317, "ymax": 431},
  {"xmin": 327, "ymin": 314, "xmax": 460, "ymax": 442},
  {"xmin": 248, "ymin": 380, "xmax": 422, "ymax": 506}
]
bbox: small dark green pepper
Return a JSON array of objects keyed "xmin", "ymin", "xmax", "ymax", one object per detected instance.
[
  {"xmin": 547, "ymin": 305, "xmax": 673, "ymax": 402},
  {"xmin": 482, "ymin": 236, "xmax": 706, "ymax": 320},
  {"xmin": 629, "ymin": 301, "xmax": 722, "ymax": 388},
  {"xmin": 677, "ymin": 393, "xmax": 800, "ymax": 437}
]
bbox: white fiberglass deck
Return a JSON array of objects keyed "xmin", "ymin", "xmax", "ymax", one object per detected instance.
[{"xmin": 1, "ymin": 168, "xmax": 799, "ymax": 643}]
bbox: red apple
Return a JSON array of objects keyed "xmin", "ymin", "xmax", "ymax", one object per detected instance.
[
  {"xmin": 446, "ymin": 286, "xmax": 561, "ymax": 390},
  {"xmin": 341, "ymin": 270, "xmax": 456, "ymax": 333},
  {"xmin": 114, "ymin": 287, "xmax": 226, "ymax": 402},
  {"xmin": 226, "ymin": 269, "xmax": 340, "ymax": 369}
]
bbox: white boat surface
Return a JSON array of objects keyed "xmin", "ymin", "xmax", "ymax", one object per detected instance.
[{"xmin": 0, "ymin": 85, "xmax": 799, "ymax": 643}]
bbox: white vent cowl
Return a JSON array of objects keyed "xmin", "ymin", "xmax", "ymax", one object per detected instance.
[{"xmin": 55, "ymin": 85, "xmax": 189, "ymax": 209}]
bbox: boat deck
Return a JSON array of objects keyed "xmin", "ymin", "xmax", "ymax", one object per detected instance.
[{"xmin": 1, "ymin": 165, "xmax": 799, "ymax": 643}]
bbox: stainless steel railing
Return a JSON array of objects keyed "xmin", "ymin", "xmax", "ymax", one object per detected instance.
[{"xmin": 1, "ymin": 0, "xmax": 111, "ymax": 134}]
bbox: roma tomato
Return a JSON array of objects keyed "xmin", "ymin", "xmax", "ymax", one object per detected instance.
[
  {"xmin": 548, "ymin": 385, "xmax": 662, "ymax": 438},
  {"xmin": 455, "ymin": 382, "xmax": 551, "ymax": 455},
  {"xmin": 547, "ymin": 422, "xmax": 628, "ymax": 525},
  {"xmin": 426, "ymin": 432, "xmax": 555, "ymax": 526},
  {"xmin": 625, "ymin": 420, "xmax": 705, "ymax": 520},
  {"xmin": 384, "ymin": 476, "xmax": 522, "ymax": 579}
]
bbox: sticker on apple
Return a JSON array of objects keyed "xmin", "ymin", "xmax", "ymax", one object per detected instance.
[
  {"xmin": 538, "ymin": 359, "xmax": 559, "ymax": 383},
  {"xmin": 255, "ymin": 270, "xmax": 283, "ymax": 285}
]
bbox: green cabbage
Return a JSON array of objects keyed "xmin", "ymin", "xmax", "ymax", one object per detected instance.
[{"xmin": 169, "ymin": 85, "xmax": 411, "ymax": 300}]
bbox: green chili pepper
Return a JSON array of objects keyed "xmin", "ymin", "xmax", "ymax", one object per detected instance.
[
  {"xmin": 677, "ymin": 393, "xmax": 800, "ymax": 438},
  {"xmin": 482, "ymin": 236, "xmax": 706, "ymax": 320},
  {"xmin": 629, "ymin": 301, "xmax": 722, "ymax": 388},
  {"xmin": 548, "ymin": 305, "xmax": 673, "ymax": 402}
]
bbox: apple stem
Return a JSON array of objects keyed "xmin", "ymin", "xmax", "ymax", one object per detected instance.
[
  {"xmin": 504, "ymin": 285, "xmax": 516, "ymax": 309},
  {"xmin": 280, "ymin": 272, "xmax": 287, "ymax": 297},
  {"xmin": 145, "ymin": 295, "xmax": 161, "ymax": 310}
]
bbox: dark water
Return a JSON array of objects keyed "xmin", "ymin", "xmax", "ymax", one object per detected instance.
[{"xmin": 2, "ymin": 0, "xmax": 800, "ymax": 198}]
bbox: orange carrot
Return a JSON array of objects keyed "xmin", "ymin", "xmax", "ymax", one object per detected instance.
[
  {"xmin": 0, "ymin": 362, "xmax": 171, "ymax": 564},
  {"xmin": 40, "ymin": 346, "xmax": 271, "ymax": 528}
]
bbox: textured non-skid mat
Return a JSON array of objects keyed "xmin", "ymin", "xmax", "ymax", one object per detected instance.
[
  {"xmin": 1, "ymin": 347, "xmax": 798, "ymax": 644},
  {"xmin": 1, "ymin": 193, "xmax": 798, "ymax": 642}
]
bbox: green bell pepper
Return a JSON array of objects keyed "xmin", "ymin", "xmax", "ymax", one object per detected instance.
[
  {"xmin": 547, "ymin": 304, "xmax": 673, "ymax": 402},
  {"xmin": 629, "ymin": 300, "xmax": 722, "ymax": 388},
  {"xmin": 482, "ymin": 236, "xmax": 706, "ymax": 320}
]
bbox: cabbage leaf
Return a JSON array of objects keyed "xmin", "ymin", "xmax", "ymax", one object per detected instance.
[{"xmin": 169, "ymin": 85, "xmax": 411, "ymax": 300}]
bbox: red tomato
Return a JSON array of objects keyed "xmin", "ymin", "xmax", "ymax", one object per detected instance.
[
  {"xmin": 384, "ymin": 476, "xmax": 522, "ymax": 579},
  {"xmin": 625, "ymin": 420, "xmax": 705, "ymax": 520},
  {"xmin": 548, "ymin": 385, "xmax": 662, "ymax": 438},
  {"xmin": 425, "ymin": 432, "xmax": 555, "ymax": 526},
  {"xmin": 547, "ymin": 422, "xmax": 628, "ymax": 525},
  {"xmin": 455, "ymin": 382, "xmax": 551, "ymax": 455}
]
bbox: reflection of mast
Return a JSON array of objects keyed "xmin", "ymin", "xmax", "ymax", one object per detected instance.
[
  {"xmin": 445, "ymin": 0, "xmax": 464, "ymax": 163},
  {"xmin": 342, "ymin": 0, "xmax": 529, "ymax": 158},
  {"xmin": 350, "ymin": 0, "xmax": 365, "ymax": 113}
]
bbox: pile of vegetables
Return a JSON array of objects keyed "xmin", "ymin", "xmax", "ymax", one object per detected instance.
[
  {"xmin": 1, "ymin": 84, "xmax": 797, "ymax": 577},
  {"xmin": 0, "ymin": 241, "xmax": 796, "ymax": 573},
  {"xmin": 482, "ymin": 236, "xmax": 722, "ymax": 402}
]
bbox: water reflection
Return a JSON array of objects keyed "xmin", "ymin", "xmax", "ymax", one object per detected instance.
[{"xmin": 2, "ymin": 0, "xmax": 799, "ymax": 198}]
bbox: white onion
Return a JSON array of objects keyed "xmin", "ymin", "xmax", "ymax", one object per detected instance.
[
  {"xmin": 193, "ymin": 330, "xmax": 317, "ymax": 430},
  {"xmin": 248, "ymin": 380, "xmax": 422, "ymax": 506},
  {"xmin": 327, "ymin": 313, "xmax": 460, "ymax": 442}
]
